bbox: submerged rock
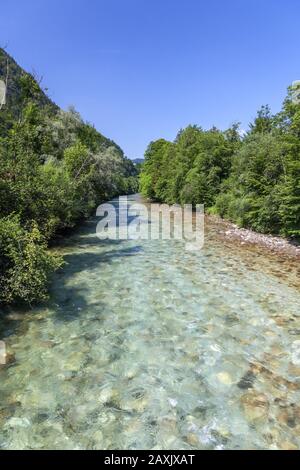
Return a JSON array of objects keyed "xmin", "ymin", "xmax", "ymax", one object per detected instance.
[
  {"xmin": 168, "ymin": 398, "xmax": 178, "ymax": 408},
  {"xmin": 279, "ymin": 440, "xmax": 298, "ymax": 450},
  {"xmin": 98, "ymin": 387, "xmax": 118, "ymax": 405},
  {"xmin": 237, "ymin": 370, "xmax": 255, "ymax": 390},
  {"xmin": 216, "ymin": 372, "xmax": 233, "ymax": 385},
  {"xmin": 121, "ymin": 396, "xmax": 149, "ymax": 413},
  {"xmin": 240, "ymin": 391, "xmax": 269, "ymax": 422},
  {"xmin": 288, "ymin": 363, "xmax": 300, "ymax": 376},
  {"xmin": 124, "ymin": 368, "xmax": 138, "ymax": 380},
  {"xmin": 0, "ymin": 351, "xmax": 16, "ymax": 367},
  {"xmin": 92, "ymin": 430, "xmax": 104, "ymax": 448},
  {"xmin": 277, "ymin": 404, "xmax": 300, "ymax": 428},
  {"xmin": 63, "ymin": 351, "xmax": 85, "ymax": 371},
  {"xmin": 186, "ymin": 433, "xmax": 199, "ymax": 446},
  {"xmin": 158, "ymin": 416, "xmax": 178, "ymax": 433},
  {"xmin": 4, "ymin": 417, "xmax": 31, "ymax": 429},
  {"xmin": 289, "ymin": 329, "xmax": 300, "ymax": 336}
]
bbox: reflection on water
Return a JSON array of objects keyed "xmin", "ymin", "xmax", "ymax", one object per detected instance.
[{"xmin": 0, "ymin": 195, "xmax": 300, "ymax": 450}]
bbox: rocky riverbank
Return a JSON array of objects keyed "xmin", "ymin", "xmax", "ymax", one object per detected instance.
[{"xmin": 208, "ymin": 215, "xmax": 300, "ymax": 260}]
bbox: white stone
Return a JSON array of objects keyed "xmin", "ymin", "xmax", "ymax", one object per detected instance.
[{"xmin": 4, "ymin": 417, "xmax": 31, "ymax": 428}]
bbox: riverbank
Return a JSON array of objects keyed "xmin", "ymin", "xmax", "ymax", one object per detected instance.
[{"xmin": 207, "ymin": 214, "xmax": 300, "ymax": 260}]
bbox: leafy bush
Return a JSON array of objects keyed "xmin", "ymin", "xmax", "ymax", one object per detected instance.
[{"xmin": 0, "ymin": 216, "xmax": 62, "ymax": 304}]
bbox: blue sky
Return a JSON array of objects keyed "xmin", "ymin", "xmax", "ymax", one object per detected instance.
[{"xmin": 1, "ymin": 0, "xmax": 300, "ymax": 158}]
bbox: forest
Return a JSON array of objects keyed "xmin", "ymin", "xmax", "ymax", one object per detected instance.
[
  {"xmin": 0, "ymin": 48, "xmax": 138, "ymax": 305},
  {"xmin": 140, "ymin": 87, "xmax": 300, "ymax": 239}
]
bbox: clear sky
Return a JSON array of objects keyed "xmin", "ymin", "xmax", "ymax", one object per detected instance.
[{"xmin": 1, "ymin": 0, "xmax": 300, "ymax": 159}]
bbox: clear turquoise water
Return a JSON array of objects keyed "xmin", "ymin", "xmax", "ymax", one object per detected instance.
[{"xmin": 0, "ymin": 195, "xmax": 300, "ymax": 450}]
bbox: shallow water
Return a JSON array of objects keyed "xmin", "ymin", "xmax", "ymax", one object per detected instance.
[{"xmin": 0, "ymin": 195, "xmax": 300, "ymax": 450}]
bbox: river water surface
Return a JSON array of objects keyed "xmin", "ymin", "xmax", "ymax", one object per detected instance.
[{"xmin": 0, "ymin": 195, "xmax": 300, "ymax": 450}]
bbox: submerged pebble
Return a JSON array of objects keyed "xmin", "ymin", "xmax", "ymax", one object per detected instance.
[
  {"xmin": 240, "ymin": 392, "xmax": 269, "ymax": 422},
  {"xmin": 216, "ymin": 372, "xmax": 233, "ymax": 386}
]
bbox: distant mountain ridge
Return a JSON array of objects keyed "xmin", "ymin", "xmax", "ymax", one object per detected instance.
[{"xmin": 132, "ymin": 158, "xmax": 144, "ymax": 165}]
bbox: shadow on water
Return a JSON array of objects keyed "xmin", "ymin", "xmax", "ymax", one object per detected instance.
[
  {"xmin": 0, "ymin": 307, "xmax": 30, "ymax": 341},
  {"xmin": 50, "ymin": 241, "xmax": 143, "ymax": 323},
  {"xmin": 0, "ymin": 221, "xmax": 143, "ymax": 340},
  {"xmin": 49, "ymin": 200, "xmax": 146, "ymax": 322}
]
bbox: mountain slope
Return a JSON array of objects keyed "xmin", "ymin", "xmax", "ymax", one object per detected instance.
[
  {"xmin": 0, "ymin": 48, "xmax": 124, "ymax": 157},
  {"xmin": 0, "ymin": 48, "xmax": 58, "ymax": 134}
]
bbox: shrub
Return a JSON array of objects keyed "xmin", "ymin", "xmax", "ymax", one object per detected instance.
[{"xmin": 0, "ymin": 216, "xmax": 63, "ymax": 305}]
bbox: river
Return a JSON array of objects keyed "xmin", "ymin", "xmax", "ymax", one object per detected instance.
[{"xmin": 0, "ymin": 195, "xmax": 300, "ymax": 450}]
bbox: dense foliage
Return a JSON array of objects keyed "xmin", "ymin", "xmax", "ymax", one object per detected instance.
[
  {"xmin": 140, "ymin": 88, "xmax": 300, "ymax": 238},
  {"xmin": 0, "ymin": 50, "xmax": 138, "ymax": 305}
]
